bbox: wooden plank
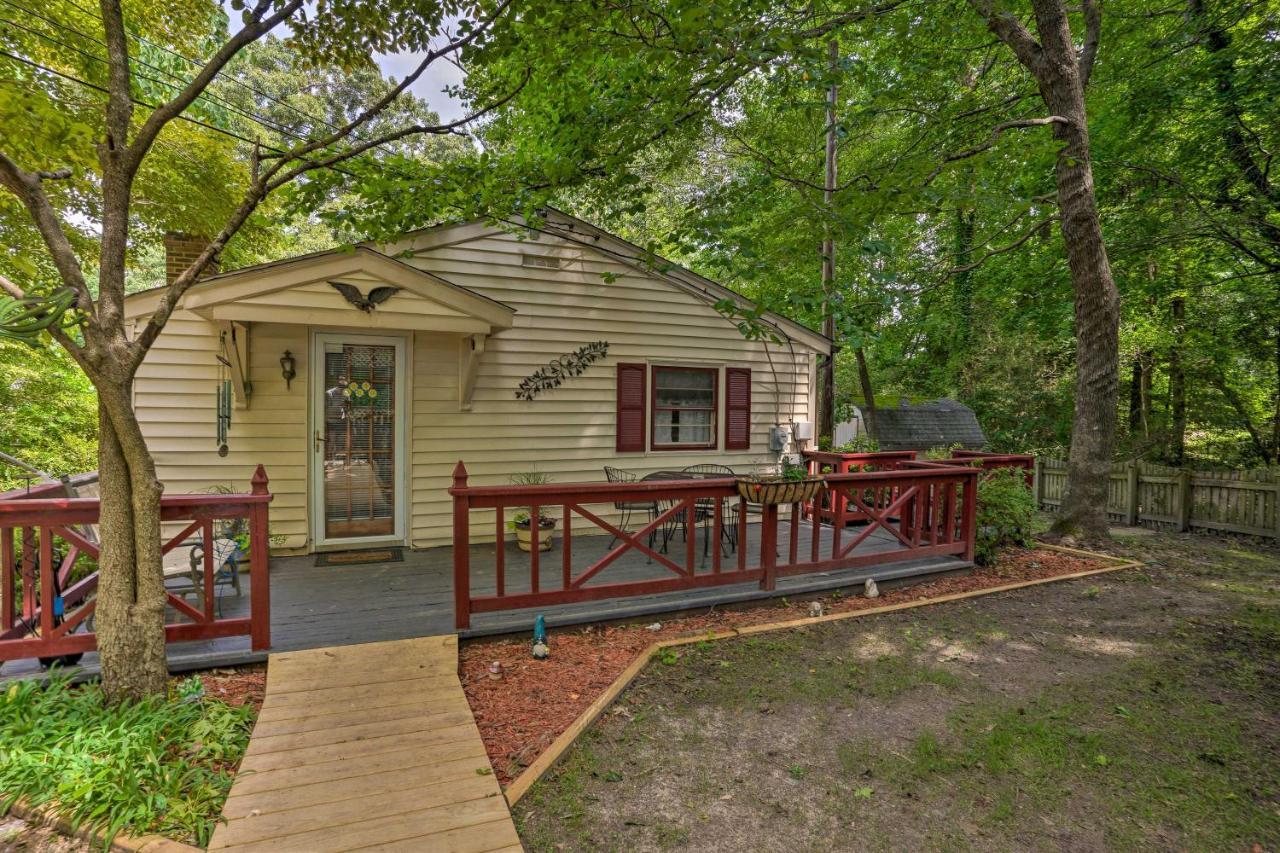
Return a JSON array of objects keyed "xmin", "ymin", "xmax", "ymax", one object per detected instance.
[
  {"xmin": 255, "ymin": 676, "xmax": 462, "ymax": 721},
  {"xmin": 223, "ymin": 754, "xmax": 490, "ymax": 817},
  {"xmin": 215, "ymin": 774, "xmax": 498, "ymax": 843},
  {"xmin": 242, "ymin": 706, "xmax": 476, "ymax": 756},
  {"xmin": 251, "ymin": 694, "xmax": 462, "ymax": 735},
  {"xmin": 210, "ymin": 796, "xmax": 512, "ymax": 853},
  {"xmin": 352, "ymin": 818, "xmax": 522, "ymax": 853},
  {"xmin": 226, "ymin": 739, "xmax": 487, "ymax": 798}
]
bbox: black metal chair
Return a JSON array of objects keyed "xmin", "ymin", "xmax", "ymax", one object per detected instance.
[{"xmin": 604, "ymin": 466, "xmax": 660, "ymax": 552}]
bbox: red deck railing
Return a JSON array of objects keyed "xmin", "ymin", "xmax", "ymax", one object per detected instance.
[
  {"xmin": 903, "ymin": 451, "xmax": 1035, "ymax": 487},
  {"xmin": 801, "ymin": 450, "xmax": 920, "ymax": 526},
  {"xmin": 450, "ymin": 461, "xmax": 978, "ymax": 629},
  {"xmin": 0, "ymin": 466, "xmax": 272, "ymax": 664}
]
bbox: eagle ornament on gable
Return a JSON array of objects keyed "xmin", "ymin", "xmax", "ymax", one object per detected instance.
[{"xmin": 328, "ymin": 281, "xmax": 402, "ymax": 313}]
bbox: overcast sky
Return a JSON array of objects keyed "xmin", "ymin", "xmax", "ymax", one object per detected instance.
[{"xmin": 375, "ymin": 52, "xmax": 467, "ymax": 122}]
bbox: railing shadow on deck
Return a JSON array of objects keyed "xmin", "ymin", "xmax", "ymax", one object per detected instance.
[
  {"xmin": 0, "ymin": 467, "xmax": 272, "ymax": 666},
  {"xmin": 450, "ymin": 462, "xmax": 979, "ymax": 630}
]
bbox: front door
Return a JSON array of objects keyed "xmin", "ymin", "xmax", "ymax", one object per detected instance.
[{"xmin": 312, "ymin": 333, "xmax": 406, "ymax": 545}]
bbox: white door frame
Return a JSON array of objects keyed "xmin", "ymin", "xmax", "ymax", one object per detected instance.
[{"xmin": 310, "ymin": 331, "xmax": 409, "ymax": 549}]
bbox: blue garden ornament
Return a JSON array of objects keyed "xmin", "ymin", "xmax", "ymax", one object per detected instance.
[{"xmin": 532, "ymin": 614, "xmax": 549, "ymax": 659}]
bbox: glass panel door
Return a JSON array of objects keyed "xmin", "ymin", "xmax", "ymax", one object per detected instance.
[{"xmin": 321, "ymin": 341, "xmax": 397, "ymax": 539}]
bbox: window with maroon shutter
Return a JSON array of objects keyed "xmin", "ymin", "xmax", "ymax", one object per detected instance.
[
  {"xmin": 616, "ymin": 363, "xmax": 646, "ymax": 452},
  {"xmin": 725, "ymin": 367, "xmax": 751, "ymax": 450}
]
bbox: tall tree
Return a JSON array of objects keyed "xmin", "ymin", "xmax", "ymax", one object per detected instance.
[
  {"xmin": 0, "ymin": 0, "xmax": 526, "ymax": 700},
  {"xmin": 970, "ymin": 0, "xmax": 1119, "ymax": 537}
]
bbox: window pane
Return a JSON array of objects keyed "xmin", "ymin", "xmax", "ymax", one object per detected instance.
[
  {"xmin": 655, "ymin": 368, "xmax": 714, "ymax": 408},
  {"xmin": 654, "ymin": 400, "xmax": 712, "ymax": 445}
]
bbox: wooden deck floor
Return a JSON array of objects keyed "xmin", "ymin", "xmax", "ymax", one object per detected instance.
[
  {"xmin": 208, "ymin": 636, "xmax": 519, "ymax": 853},
  {"xmin": 0, "ymin": 521, "xmax": 969, "ymax": 682}
]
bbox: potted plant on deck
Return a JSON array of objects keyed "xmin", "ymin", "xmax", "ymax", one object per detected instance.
[
  {"xmin": 508, "ymin": 471, "xmax": 557, "ymax": 552},
  {"xmin": 736, "ymin": 459, "xmax": 826, "ymax": 506}
]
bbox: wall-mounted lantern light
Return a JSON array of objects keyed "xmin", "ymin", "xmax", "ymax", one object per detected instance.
[{"xmin": 280, "ymin": 350, "xmax": 296, "ymax": 390}]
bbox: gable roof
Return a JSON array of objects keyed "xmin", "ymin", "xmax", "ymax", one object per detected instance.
[
  {"xmin": 377, "ymin": 208, "xmax": 833, "ymax": 355},
  {"xmin": 124, "ymin": 246, "xmax": 515, "ymax": 333},
  {"xmin": 866, "ymin": 399, "xmax": 987, "ymax": 452}
]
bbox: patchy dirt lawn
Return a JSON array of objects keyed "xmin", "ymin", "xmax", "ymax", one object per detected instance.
[{"xmin": 514, "ymin": 531, "xmax": 1280, "ymax": 852}]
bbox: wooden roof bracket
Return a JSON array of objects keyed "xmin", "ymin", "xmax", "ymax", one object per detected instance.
[
  {"xmin": 459, "ymin": 332, "xmax": 487, "ymax": 411},
  {"xmin": 218, "ymin": 320, "xmax": 252, "ymax": 409}
]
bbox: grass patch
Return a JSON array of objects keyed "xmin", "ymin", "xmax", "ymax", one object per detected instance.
[
  {"xmin": 0, "ymin": 672, "xmax": 253, "ymax": 846},
  {"xmin": 647, "ymin": 627, "xmax": 962, "ymax": 711}
]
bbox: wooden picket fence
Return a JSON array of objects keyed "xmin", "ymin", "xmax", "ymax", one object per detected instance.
[{"xmin": 1037, "ymin": 457, "xmax": 1280, "ymax": 539}]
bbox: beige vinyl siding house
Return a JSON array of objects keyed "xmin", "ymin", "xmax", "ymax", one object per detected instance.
[{"xmin": 125, "ymin": 211, "xmax": 830, "ymax": 552}]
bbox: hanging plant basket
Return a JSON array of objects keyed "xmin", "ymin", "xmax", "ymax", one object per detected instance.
[{"xmin": 735, "ymin": 475, "xmax": 826, "ymax": 506}]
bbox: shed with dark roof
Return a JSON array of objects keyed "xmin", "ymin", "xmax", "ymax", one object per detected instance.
[{"xmin": 863, "ymin": 399, "xmax": 986, "ymax": 453}]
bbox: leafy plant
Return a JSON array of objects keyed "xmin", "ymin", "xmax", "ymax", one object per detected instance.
[
  {"xmin": 835, "ymin": 435, "xmax": 880, "ymax": 453},
  {"xmin": 508, "ymin": 471, "xmax": 556, "ymax": 529},
  {"xmin": 509, "ymin": 509, "xmax": 556, "ymax": 530},
  {"xmin": 780, "ymin": 459, "xmax": 809, "ymax": 482},
  {"xmin": 0, "ymin": 672, "xmax": 253, "ymax": 846},
  {"xmin": 924, "ymin": 443, "xmax": 965, "ymax": 461},
  {"xmin": 974, "ymin": 468, "xmax": 1038, "ymax": 565}
]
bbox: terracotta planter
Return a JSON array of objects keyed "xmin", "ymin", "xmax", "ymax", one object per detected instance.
[
  {"xmin": 514, "ymin": 523, "xmax": 556, "ymax": 552},
  {"xmin": 736, "ymin": 476, "xmax": 826, "ymax": 506}
]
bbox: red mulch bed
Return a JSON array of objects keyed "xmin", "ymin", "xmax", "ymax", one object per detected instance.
[
  {"xmin": 459, "ymin": 547, "xmax": 1113, "ymax": 785},
  {"xmin": 196, "ymin": 664, "xmax": 267, "ymax": 712}
]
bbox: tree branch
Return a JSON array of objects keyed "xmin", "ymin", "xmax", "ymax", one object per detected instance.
[
  {"xmin": 971, "ymin": 0, "xmax": 1045, "ymax": 74},
  {"xmin": 258, "ymin": 0, "xmax": 513, "ymax": 178},
  {"xmin": 0, "ymin": 152, "xmax": 95, "ymax": 314},
  {"xmin": 1078, "ymin": 0, "xmax": 1102, "ymax": 88},
  {"xmin": 130, "ymin": 4, "xmax": 522, "ymax": 365},
  {"xmin": 126, "ymin": 0, "xmax": 305, "ymax": 169},
  {"xmin": 924, "ymin": 116, "xmax": 1070, "ymax": 184},
  {"xmin": 944, "ymin": 214, "xmax": 1059, "ymax": 274}
]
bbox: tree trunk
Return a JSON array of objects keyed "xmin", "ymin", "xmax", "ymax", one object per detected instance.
[
  {"xmin": 978, "ymin": 0, "xmax": 1120, "ymax": 538},
  {"xmin": 1168, "ymin": 290, "xmax": 1187, "ymax": 465},
  {"xmin": 1273, "ymin": 320, "xmax": 1280, "ymax": 460},
  {"xmin": 818, "ymin": 39, "xmax": 838, "ymax": 444},
  {"xmin": 1213, "ymin": 368, "xmax": 1274, "ymax": 464},
  {"xmin": 1127, "ymin": 351, "xmax": 1144, "ymax": 437},
  {"xmin": 953, "ymin": 205, "xmax": 977, "ymax": 396},
  {"xmin": 92, "ymin": 378, "xmax": 169, "ymax": 702},
  {"xmin": 855, "ymin": 346, "xmax": 875, "ymax": 439},
  {"xmin": 1050, "ymin": 113, "xmax": 1121, "ymax": 537}
]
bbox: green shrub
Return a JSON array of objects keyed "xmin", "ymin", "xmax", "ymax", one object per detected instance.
[
  {"xmin": 0, "ymin": 673, "xmax": 253, "ymax": 846},
  {"xmin": 835, "ymin": 434, "xmax": 880, "ymax": 453},
  {"xmin": 974, "ymin": 468, "xmax": 1037, "ymax": 565}
]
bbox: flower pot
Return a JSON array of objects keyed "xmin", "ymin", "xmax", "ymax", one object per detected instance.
[
  {"xmin": 514, "ymin": 523, "xmax": 556, "ymax": 552},
  {"xmin": 735, "ymin": 476, "xmax": 826, "ymax": 506}
]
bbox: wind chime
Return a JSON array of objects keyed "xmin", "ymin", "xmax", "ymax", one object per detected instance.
[{"xmin": 216, "ymin": 334, "xmax": 233, "ymax": 457}]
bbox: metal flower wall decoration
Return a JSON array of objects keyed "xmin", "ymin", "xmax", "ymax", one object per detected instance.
[{"xmin": 516, "ymin": 341, "xmax": 609, "ymax": 401}]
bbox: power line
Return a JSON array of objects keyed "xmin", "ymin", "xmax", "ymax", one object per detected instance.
[
  {"xmin": 52, "ymin": 0, "xmax": 352, "ymax": 138},
  {"xmin": 0, "ymin": 48, "xmax": 285, "ymax": 151},
  {"xmin": 0, "ymin": 0, "xmax": 317, "ymax": 146}
]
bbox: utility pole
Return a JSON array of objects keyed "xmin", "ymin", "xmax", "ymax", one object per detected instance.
[{"xmin": 819, "ymin": 38, "xmax": 838, "ymax": 444}]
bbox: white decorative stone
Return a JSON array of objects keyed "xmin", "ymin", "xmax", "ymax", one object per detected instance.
[{"xmin": 865, "ymin": 578, "xmax": 880, "ymax": 599}]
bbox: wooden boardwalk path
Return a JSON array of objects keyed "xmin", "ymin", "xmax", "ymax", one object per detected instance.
[{"xmin": 208, "ymin": 636, "xmax": 520, "ymax": 853}]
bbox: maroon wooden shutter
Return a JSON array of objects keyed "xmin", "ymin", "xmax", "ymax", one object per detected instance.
[
  {"xmin": 725, "ymin": 367, "xmax": 751, "ymax": 450},
  {"xmin": 616, "ymin": 363, "xmax": 647, "ymax": 452}
]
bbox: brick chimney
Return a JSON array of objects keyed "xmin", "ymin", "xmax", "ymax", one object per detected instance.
[{"xmin": 163, "ymin": 233, "xmax": 218, "ymax": 285}]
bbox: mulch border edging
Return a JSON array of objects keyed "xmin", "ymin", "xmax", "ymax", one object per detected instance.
[
  {"xmin": 3, "ymin": 797, "xmax": 205, "ymax": 852},
  {"xmin": 502, "ymin": 544, "xmax": 1142, "ymax": 807}
]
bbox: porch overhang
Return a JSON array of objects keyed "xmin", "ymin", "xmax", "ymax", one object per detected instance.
[{"xmin": 124, "ymin": 246, "xmax": 516, "ymax": 335}]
